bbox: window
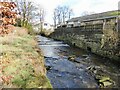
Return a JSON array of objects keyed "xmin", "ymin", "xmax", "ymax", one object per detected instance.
[{"xmin": 44, "ymin": 23, "xmax": 48, "ymax": 26}]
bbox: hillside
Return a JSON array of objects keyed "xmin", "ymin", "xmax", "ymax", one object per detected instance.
[{"xmin": 0, "ymin": 26, "xmax": 52, "ymax": 88}]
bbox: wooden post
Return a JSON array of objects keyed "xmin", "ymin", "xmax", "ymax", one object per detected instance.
[
  {"xmin": 103, "ymin": 19, "xmax": 106, "ymax": 30},
  {"xmin": 118, "ymin": 16, "xmax": 120, "ymax": 31}
]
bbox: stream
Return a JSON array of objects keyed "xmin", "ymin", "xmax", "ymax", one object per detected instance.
[{"xmin": 37, "ymin": 35, "xmax": 120, "ymax": 88}]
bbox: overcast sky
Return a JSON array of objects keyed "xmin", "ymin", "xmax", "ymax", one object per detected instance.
[{"xmin": 32, "ymin": 0, "xmax": 119, "ymax": 24}]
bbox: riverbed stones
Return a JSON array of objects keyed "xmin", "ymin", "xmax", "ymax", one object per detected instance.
[
  {"xmin": 45, "ymin": 66, "xmax": 52, "ymax": 71},
  {"xmin": 68, "ymin": 55, "xmax": 82, "ymax": 63},
  {"xmin": 87, "ymin": 65, "xmax": 101, "ymax": 74},
  {"xmin": 96, "ymin": 76, "xmax": 114, "ymax": 88},
  {"xmin": 68, "ymin": 55, "xmax": 76, "ymax": 61},
  {"xmin": 82, "ymin": 55, "xmax": 89, "ymax": 58},
  {"xmin": 87, "ymin": 65, "xmax": 115, "ymax": 87},
  {"xmin": 45, "ymin": 63, "xmax": 52, "ymax": 71}
]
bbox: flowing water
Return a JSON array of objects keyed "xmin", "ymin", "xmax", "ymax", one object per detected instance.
[{"xmin": 37, "ymin": 35, "xmax": 120, "ymax": 88}]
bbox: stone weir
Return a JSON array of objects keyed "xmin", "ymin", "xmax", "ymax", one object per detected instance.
[{"xmin": 50, "ymin": 10, "xmax": 120, "ymax": 61}]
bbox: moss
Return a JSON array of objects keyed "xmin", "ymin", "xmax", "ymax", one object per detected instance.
[{"xmin": 50, "ymin": 26, "xmax": 120, "ymax": 61}]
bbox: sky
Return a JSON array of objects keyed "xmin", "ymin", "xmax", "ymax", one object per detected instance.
[{"xmin": 31, "ymin": 0, "xmax": 120, "ymax": 24}]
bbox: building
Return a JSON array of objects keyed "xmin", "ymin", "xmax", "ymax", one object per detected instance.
[
  {"xmin": 33, "ymin": 22, "xmax": 54, "ymax": 33},
  {"xmin": 66, "ymin": 10, "xmax": 118, "ymax": 29}
]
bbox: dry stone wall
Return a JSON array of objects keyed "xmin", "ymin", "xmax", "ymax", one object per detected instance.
[{"xmin": 50, "ymin": 19, "xmax": 120, "ymax": 61}]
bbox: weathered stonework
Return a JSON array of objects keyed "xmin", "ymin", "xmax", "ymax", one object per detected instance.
[{"xmin": 50, "ymin": 17, "xmax": 120, "ymax": 61}]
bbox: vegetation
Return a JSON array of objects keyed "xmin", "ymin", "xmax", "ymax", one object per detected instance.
[
  {"xmin": 0, "ymin": 27, "xmax": 52, "ymax": 88},
  {"xmin": 0, "ymin": 2, "xmax": 17, "ymax": 35},
  {"xmin": 110, "ymin": 11, "xmax": 120, "ymax": 16},
  {"xmin": 53, "ymin": 5, "xmax": 73, "ymax": 27},
  {"xmin": 15, "ymin": 0, "xmax": 46, "ymax": 35}
]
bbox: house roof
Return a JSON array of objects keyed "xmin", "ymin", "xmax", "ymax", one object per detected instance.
[{"xmin": 67, "ymin": 10, "xmax": 119, "ymax": 22}]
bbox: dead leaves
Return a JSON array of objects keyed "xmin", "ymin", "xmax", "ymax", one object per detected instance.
[
  {"xmin": 0, "ymin": 32, "xmax": 49, "ymax": 88},
  {"xmin": 1, "ymin": 75, "xmax": 13, "ymax": 85}
]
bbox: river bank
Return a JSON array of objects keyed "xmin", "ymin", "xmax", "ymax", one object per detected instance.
[
  {"xmin": 38, "ymin": 35, "xmax": 120, "ymax": 88},
  {"xmin": 49, "ymin": 27, "xmax": 120, "ymax": 61},
  {"xmin": 0, "ymin": 27, "xmax": 52, "ymax": 88}
]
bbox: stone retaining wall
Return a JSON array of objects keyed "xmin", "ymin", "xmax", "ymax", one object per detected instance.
[{"xmin": 50, "ymin": 22, "xmax": 120, "ymax": 61}]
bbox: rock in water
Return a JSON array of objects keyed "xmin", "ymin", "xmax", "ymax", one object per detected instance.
[
  {"xmin": 97, "ymin": 76, "xmax": 114, "ymax": 87},
  {"xmin": 102, "ymin": 81, "xmax": 113, "ymax": 87},
  {"xmin": 99, "ymin": 77, "xmax": 111, "ymax": 83},
  {"xmin": 82, "ymin": 55, "xmax": 88, "ymax": 58},
  {"xmin": 45, "ymin": 64, "xmax": 52, "ymax": 71},
  {"xmin": 68, "ymin": 55, "xmax": 76, "ymax": 61}
]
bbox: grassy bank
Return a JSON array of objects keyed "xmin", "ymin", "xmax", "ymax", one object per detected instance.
[{"xmin": 0, "ymin": 27, "xmax": 52, "ymax": 88}]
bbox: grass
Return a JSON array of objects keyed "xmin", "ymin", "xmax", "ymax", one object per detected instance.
[{"xmin": 0, "ymin": 26, "xmax": 52, "ymax": 88}]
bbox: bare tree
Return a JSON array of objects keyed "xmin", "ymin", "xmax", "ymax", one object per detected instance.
[
  {"xmin": 39, "ymin": 8, "xmax": 45, "ymax": 32},
  {"xmin": 53, "ymin": 9, "xmax": 57, "ymax": 28},
  {"xmin": 61, "ymin": 6, "xmax": 69, "ymax": 24},
  {"xmin": 68, "ymin": 9, "xmax": 73, "ymax": 19},
  {"xmin": 53, "ymin": 5, "xmax": 73, "ymax": 27},
  {"xmin": 15, "ymin": 0, "xmax": 36, "ymax": 26},
  {"xmin": 56, "ymin": 6, "xmax": 62, "ymax": 25},
  {"xmin": 34, "ymin": 5, "xmax": 45, "ymax": 32}
]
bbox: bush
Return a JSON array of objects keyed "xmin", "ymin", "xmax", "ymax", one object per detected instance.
[
  {"xmin": 16, "ymin": 19, "xmax": 35, "ymax": 35},
  {"xmin": 24, "ymin": 22, "xmax": 34, "ymax": 35},
  {"xmin": 15, "ymin": 19, "xmax": 22, "ymax": 27}
]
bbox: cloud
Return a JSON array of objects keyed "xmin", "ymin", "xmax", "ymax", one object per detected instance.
[
  {"xmin": 30, "ymin": 0, "xmax": 119, "ymax": 24},
  {"xmin": 71, "ymin": 0, "xmax": 119, "ymax": 17},
  {"xmin": 31, "ymin": 0, "xmax": 67, "ymax": 24}
]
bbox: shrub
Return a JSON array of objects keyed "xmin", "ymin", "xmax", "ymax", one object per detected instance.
[
  {"xmin": 15, "ymin": 19, "xmax": 22, "ymax": 27},
  {"xmin": 16, "ymin": 20, "xmax": 35, "ymax": 35}
]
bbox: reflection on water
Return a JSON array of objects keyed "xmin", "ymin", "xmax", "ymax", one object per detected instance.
[{"xmin": 37, "ymin": 35, "xmax": 120, "ymax": 88}]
